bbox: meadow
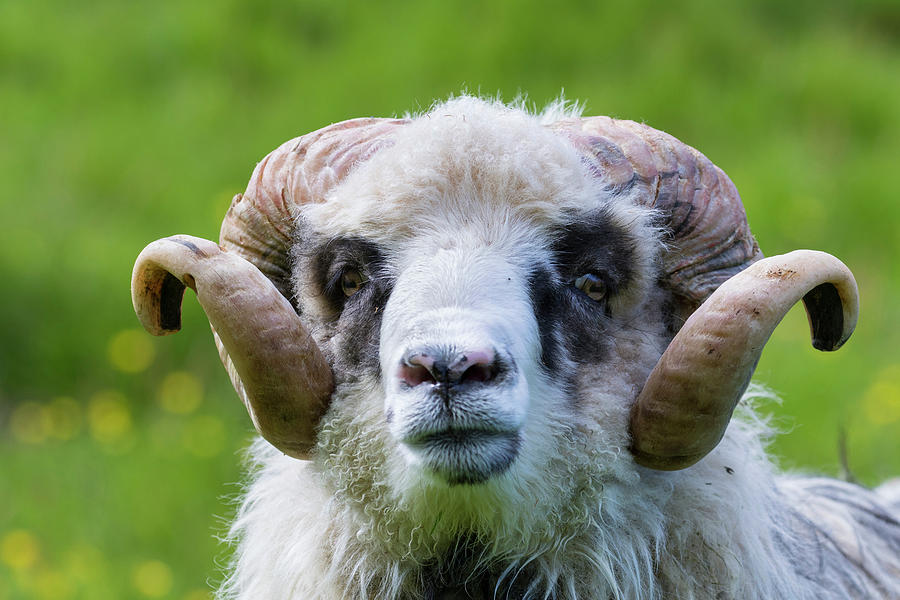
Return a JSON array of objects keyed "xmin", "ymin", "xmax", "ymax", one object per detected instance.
[{"xmin": 1, "ymin": 0, "xmax": 898, "ymax": 597}]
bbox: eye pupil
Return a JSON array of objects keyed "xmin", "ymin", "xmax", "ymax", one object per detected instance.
[
  {"xmin": 574, "ymin": 273, "xmax": 606, "ymax": 302},
  {"xmin": 341, "ymin": 270, "xmax": 365, "ymax": 297}
]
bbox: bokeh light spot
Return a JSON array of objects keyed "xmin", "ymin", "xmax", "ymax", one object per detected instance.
[
  {"xmin": 63, "ymin": 542, "xmax": 106, "ymax": 584},
  {"xmin": 182, "ymin": 415, "xmax": 225, "ymax": 458},
  {"xmin": 10, "ymin": 402, "xmax": 51, "ymax": 444},
  {"xmin": 88, "ymin": 390, "xmax": 133, "ymax": 446},
  {"xmin": 862, "ymin": 365, "xmax": 900, "ymax": 426},
  {"xmin": 33, "ymin": 567, "xmax": 73, "ymax": 600},
  {"xmin": 158, "ymin": 371, "xmax": 203, "ymax": 414},
  {"xmin": 1, "ymin": 530, "xmax": 40, "ymax": 571},
  {"xmin": 47, "ymin": 397, "xmax": 82, "ymax": 440},
  {"xmin": 133, "ymin": 560, "xmax": 173, "ymax": 598},
  {"xmin": 108, "ymin": 329, "xmax": 155, "ymax": 373}
]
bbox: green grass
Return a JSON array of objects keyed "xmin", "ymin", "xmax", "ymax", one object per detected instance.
[{"xmin": 1, "ymin": 0, "xmax": 899, "ymax": 597}]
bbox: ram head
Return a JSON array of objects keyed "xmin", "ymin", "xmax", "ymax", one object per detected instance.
[{"xmin": 132, "ymin": 97, "xmax": 857, "ymax": 517}]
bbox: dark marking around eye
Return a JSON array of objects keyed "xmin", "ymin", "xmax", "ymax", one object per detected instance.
[
  {"xmin": 527, "ymin": 207, "xmax": 643, "ymax": 377},
  {"xmin": 310, "ymin": 236, "xmax": 387, "ymax": 311},
  {"xmin": 552, "ymin": 206, "xmax": 638, "ymax": 298},
  {"xmin": 528, "ymin": 266, "xmax": 567, "ymax": 373},
  {"xmin": 530, "ymin": 265, "xmax": 612, "ymax": 369},
  {"xmin": 290, "ymin": 221, "xmax": 393, "ymax": 381}
]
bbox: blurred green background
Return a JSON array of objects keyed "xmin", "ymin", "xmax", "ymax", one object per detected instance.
[{"xmin": 1, "ymin": 0, "xmax": 898, "ymax": 598}]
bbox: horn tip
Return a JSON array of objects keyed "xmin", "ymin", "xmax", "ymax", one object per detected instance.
[
  {"xmin": 631, "ymin": 448, "xmax": 704, "ymax": 471},
  {"xmin": 132, "ymin": 264, "xmax": 187, "ymax": 337},
  {"xmin": 811, "ymin": 332, "xmax": 853, "ymax": 353}
]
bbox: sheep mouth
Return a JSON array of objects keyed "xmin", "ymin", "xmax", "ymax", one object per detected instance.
[{"xmin": 403, "ymin": 428, "xmax": 521, "ymax": 485}]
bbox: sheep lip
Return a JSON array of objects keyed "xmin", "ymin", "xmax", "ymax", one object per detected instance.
[
  {"xmin": 404, "ymin": 427, "xmax": 517, "ymax": 447},
  {"xmin": 401, "ymin": 428, "xmax": 521, "ymax": 485}
]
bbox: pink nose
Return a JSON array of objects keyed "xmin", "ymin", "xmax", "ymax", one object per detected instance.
[{"xmin": 397, "ymin": 347, "xmax": 499, "ymax": 388}]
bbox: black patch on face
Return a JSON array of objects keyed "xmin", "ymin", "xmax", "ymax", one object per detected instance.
[
  {"xmin": 528, "ymin": 265, "xmax": 569, "ymax": 373},
  {"xmin": 552, "ymin": 206, "xmax": 638, "ymax": 301},
  {"xmin": 529, "ymin": 207, "xmax": 641, "ymax": 372},
  {"xmin": 291, "ymin": 220, "xmax": 393, "ymax": 381}
]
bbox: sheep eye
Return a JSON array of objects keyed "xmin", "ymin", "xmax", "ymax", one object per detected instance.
[
  {"xmin": 341, "ymin": 269, "xmax": 367, "ymax": 297},
  {"xmin": 574, "ymin": 273, "xmax": 606, "ymax": 302}
]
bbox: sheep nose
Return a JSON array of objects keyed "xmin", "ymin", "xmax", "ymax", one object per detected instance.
[{"xmin": 397, "ymin": 346, "xmax": 500, "ymax": 388}]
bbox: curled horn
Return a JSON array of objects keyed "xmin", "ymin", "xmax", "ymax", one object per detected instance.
[
  {"xmin": 554, "ymin": 117, "xmax": 858, "ymax": 470},
  {"xmin": 132, "ymin": 235, "xmax": 332, "ymax": 458},
  {"xmin": 132, "ymin": 118, "xmax": 408, "ymax": 458},
  {"xmin": 630, "ymin": 250, "xmax": 858, "ymax": 470}
]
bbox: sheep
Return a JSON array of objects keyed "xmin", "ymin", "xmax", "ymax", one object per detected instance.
[{"xmin": 132, "ymin": 96, "xmax": 900, "ymax": 599}]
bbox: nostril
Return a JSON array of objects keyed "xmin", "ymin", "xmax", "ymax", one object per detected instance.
[
  {"xmin": 459, "ymin": 362, "xmax": 496, "ymax": 384},
  {"xmin": 399, "ymin": 351, "xmax": 438, "ymax": 387},
  {"xmin": 452, "ymin": 349, "xmax": 497, "ymax": 385},
  {"xmin": 398, "ymin": 363, "xmax": 436, "ymax": 387}
]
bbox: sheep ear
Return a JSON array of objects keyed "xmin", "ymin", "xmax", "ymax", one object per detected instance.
[
  {"xmin": 628, "ymin": 250, "xmax": 858, "ymax": 471},
  {"xmin": 132, "ymin": 235, "xmax": 334, "ymax": 459}
]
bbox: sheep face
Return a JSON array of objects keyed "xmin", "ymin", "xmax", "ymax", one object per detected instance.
[{"xmin": 290, "ymin": 102, "xmax": 664, "ymax": 513}]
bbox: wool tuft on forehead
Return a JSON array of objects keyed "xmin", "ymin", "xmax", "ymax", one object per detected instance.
[{"xmin": 302, "ymin": 97, "xmax": 605, "ymax": 241}]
